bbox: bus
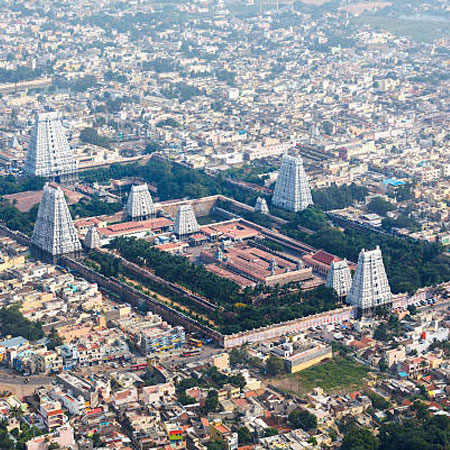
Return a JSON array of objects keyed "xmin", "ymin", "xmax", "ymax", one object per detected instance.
[
  {"xmin": 181, "ymin": 350, "xmax": 201, "ymax": 358},
  {"xmin": 188, "ymin": 337, "xmax": 203, "ymax": 348},
  {"xmin": 131, "ymin": 362, "xmax": 147, "ymax": 371}
]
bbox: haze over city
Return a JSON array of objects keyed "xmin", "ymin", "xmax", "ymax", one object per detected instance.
[{"xmin": 0, "ymin": 0, "xmax": 450, "ymax": 449}]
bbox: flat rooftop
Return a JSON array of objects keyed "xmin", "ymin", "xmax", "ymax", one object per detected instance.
[{"xmin": 99, "ymin": 217, "xmax": 173, "ymax": 237}]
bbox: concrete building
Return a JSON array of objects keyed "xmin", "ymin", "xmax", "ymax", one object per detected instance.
[
  {"xmin": 31, "ymin": 183, "xmax": 82, "ymax": 262},
  {"xmin": 173, "ymin": 204, "xmax": 200, "ymax": 237},
  {"xmin": 39, "ymin": 396, "xmax": 64, "ymax": 430},
  {"xmin": 210, "ymin": 420, "xmax": 238, "ymax": 450},
  {"xmin": 24, "ymin": 112, "xmax": 77, "ymax": 183},
  {"xmin": 285, "ymin": 344, "xmax": 333, "ymax": 374},
  {"xmin": 326, "ymin": 259, "xmax": 352, "ymax": 298},
  {"xmin": 126, "ymin": 183, "xmax": 156, "ymax": 221},
  {"xmin": 26, "ymin": 425, "xmax": 75, "ymax": 450},
  {"xmin": 138, "ymin": 325, "xmax": 185, "ymax": 354},
  {"xmin": 272, "ymin": 153, "xmax": 313, "ymax": 212},
  {"xmin": 346, "ymin": 246, "xmax": 392, "ymax": 315}
]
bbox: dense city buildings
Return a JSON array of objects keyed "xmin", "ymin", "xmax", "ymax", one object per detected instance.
[{"xmin": 1, "ymin": 0, "xmax": 450, "ymax": 449}]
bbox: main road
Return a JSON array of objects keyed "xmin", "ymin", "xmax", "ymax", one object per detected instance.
[{"xmin": 0, "ymin": 371, "xmax": 53, "ymax": 386}]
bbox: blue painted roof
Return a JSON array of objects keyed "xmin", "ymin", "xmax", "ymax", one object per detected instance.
[
  {"xmin": 0, "ymin": 336, "xmax": 28, "ymax": 349},
  {"xmin": 383, "ymin": 178, "xmax": 405, "ymax": 187}
]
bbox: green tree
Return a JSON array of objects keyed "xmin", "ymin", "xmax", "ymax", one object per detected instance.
[
  {"xmin": 264, "ymin": 427, "xmax": 279, "ymax": 437},
  {"xmin": 207, "ymin": 442, "xmax": 223, "ymax": 450},
  {"xmin": 144, "ymin": 140, "xmax": 162, "ymax": 154},
  {"xmin": 341, "ymin": 427, "xmax": 378, "ymax": 450},
  {"xmin": 368, "ymin": 197, "xmax": 395, "ymax": 217},
  {"xmin": 378, "ymin": 358, "xmax": 388, "ymax": 373},
  {"xmin": 0, "ymin": 305, "xmax": 44, "ymax": 341},
  {"xmin": 368, "ymin": 392, "xmax": 390, "ymax": 410},
  {"xmin": 79, "ymin": 127, "xmax": 111, "ymax": 148},
  {"xmin": 47, "ymin": 327, "xmax": 63, "ymax": 351},
  {"xmin": 412, "ymin": 400, "xmax": 429, "ymax": 422},
  {"xmin": 204, "ymin": 390, "xmax": 218, "ymax": 412},
  {"xmin": 92, "ymin": 432, "xmax": 102, "ymax": 448},
  {"xmin": 156, "ymin": 118, "xmax": 180, "ymax": 128},
  {"xmin": 266, "ymin": 354, "xmax": 284, "ymax": 376},
  {"xmin": 288, "ymin": 409, "xmax": 317, "ymax": 431},
  {"xmin": 178, "ymin": 392, "xmax": 196, "ymax": 405},
  {"xmin": 237, "ymin": 426, "xmax": 252, "ymax": 444},
  {"xmin": 230, "ymin": 373, "xmax": 246, "ymax": 390},
  {"xmin": 374, "ymin": 324, "xmax": 389, "ymax": 342}
]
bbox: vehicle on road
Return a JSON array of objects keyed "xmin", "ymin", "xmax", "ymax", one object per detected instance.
[{"xmin": 181, "ymin": 350, "xmax": 201, "ymax": 357}]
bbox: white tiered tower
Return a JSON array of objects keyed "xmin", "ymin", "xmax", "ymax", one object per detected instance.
[
  {"xmin": 174, "ymin": 204, "xmax": 200, "ymax": 238},
  {"xmin": 24, "ymin": 112, "xmax": 77, "ymax": 183},
  {"xmin": 84, "ymin": 225, "xmax": 101, "ymax": 250},
  {"xmin": 31, "ymin": 183, "xmax": 82, "ymax": 261},
  {"xmin": 126, "ymin": 184, "xmax": 156, "ymax": 221},
  {"xmin": 346, "ymin": 246, "xmax": 392, "ymax": 315},
  {"xmin": 326, "ymin": 259, "xmax": 352, "ymax": 298},
  {"xmin": 255, "ymin": 197, "xmax": 270, "ymax": 215},
  {"xmin": 272, "ymin": 153, "xmax": 313, "ymax": 212}
]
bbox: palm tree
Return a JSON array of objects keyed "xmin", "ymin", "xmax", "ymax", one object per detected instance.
[{"xmin": 9, "ymin": 405, "xmax": 23, "ymax": 432}]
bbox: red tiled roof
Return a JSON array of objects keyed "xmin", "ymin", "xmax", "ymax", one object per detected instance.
[
  {"xmin": 349, "ymin": 340, "xmax": 368, "ymax": 350},
  {"xmin": 99, "ymin": 218, "xmax": 173, "ymax": 237},
  {"xmin": 311, "ymin": 250, "xmax": 340, "ymax": 265},
  {"xmin": 348, "ymin": 391, "xmax": 361, "ymax": 401}
]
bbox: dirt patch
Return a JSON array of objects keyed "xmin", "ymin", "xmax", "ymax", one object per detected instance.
[
  {"xmin": 0, "ymin": 380, "xmax": 52, "ymax": 400},
  {"xmin": 4, "ymin": 186, "xmax": 85, "ymax": 212}
]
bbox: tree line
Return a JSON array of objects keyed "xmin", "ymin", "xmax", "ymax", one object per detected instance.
[
  {"xmin": 341, "ymin": 403, "xmax": 450, "ymax": 450},
  {"xmin": 0, "ymin": 305, "xmax": 44, "ymax": 341},
  {"xmin": 312, "ymin": 183, "xmax": 368, "ymax": 211},
  {"xmin": 0, "ymin": 175, "xmax": 46, "ymax": 196},
  {"xmin": 282, "ymin": 207, "xmax": 450, "ymax": 294},
  {"xmin": 111, "ymin": 237, "xmax": 242, "ymax": 306},
  {"xmin": 97, "ymin": 238, "xmax": 340, "ymax": 334}
]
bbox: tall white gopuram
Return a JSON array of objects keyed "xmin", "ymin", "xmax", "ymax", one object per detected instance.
[
  {"xmin": 24, "ymin": 112, "xmax": 77, "ymax": 182},
  {"xmin": 346, "ymin": 246, "xmax": 392, "ymax": 315},
  {"xmin": 31, "ymin": 183, "xmax": 82, "ymax": 261},
  {"xmin": 255, "ymin": 197, "xmax": 270, "ymax": 215},
  {"xmin": 272, "ymin": 153, "xmax": 313, "ymax": 212},
  {"xmin": 126, "ymin": 184, "xmax": 156, "ymax": 221},
  {"xmin": 174, "ymin": 204, "xmax": 200, "ymax": 237},
  {"xmin": 326, "ymin": 259, "xmax": 352, "ymax": 298}
]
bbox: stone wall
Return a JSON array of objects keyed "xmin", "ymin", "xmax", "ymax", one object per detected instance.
[
  {"xmin": 223, "ymin": 306, "xmax": 357, "ymax": 348},
  {"xmin": 158, "ymin": 196, "xmax": 219, "ymax": 219}
]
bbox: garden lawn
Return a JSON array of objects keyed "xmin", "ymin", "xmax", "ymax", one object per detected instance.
[{"xmin": 273, "ymin": 356, "xmax": 372, "ymax": 396}]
